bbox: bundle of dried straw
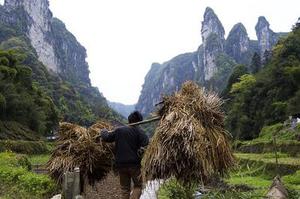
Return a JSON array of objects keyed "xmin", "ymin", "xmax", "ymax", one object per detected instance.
[
  {"xmin": 142, "ymin": 81, "xmax": 235, "ymax": 184},
  {"xmin": 46, "ymin": 121, "xmax": 114, "ymax": 186}
]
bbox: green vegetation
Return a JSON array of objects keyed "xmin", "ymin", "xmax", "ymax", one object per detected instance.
[
  {"xmin": 0, "ymin": 140, "xmax": 48, "ymax": 154},
  {"xmin": 28, "ymin": 154, "xmax": 50, "ymax": 165},
  {"xmin": 0, "ymin": 50, "xmax": 58, "ymax": 136},
  {"xmin": 224, "ymin": 23, "xmax": 300, "ymax": 139},
  {"xmin": 158, "ymin": 178, "xmax": 197, "ymax": 199},
  {"xmin": 0, "ymin": 121, "xmax": 41, "ymax": 140},
  {"xmin": 203, "ymin": 190, "xmax": 265, "ymax": 199},
  {"xmin": 224, "ymin": 156, "xmax": 300, "ymax": 199},
  {"xmin": 235, "ymin": 153, "xmax": 300, "ymax": 166},
  {"xmin": 234, "ymin": 123, "xmax": 300, "ymax": 156},
  {"xmin": 258, "ymin": 123, "xmax": 297, "ymax": 141},
  {"xmin": 249, "ymin": 52, "xmax": 262, "ymax": 73},
  {"xmin": 0, "ymin": 152, "xmax": 56, "ymax": 198}
]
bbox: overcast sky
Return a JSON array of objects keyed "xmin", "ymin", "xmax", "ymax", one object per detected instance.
[{"xmin": 3, "ymin": 0, "xmax": 299, "ymax": 105}]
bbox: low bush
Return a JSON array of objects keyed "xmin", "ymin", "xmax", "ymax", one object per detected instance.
[
  {"xmin": 158, "ymin": 178, "xmax": 197, "ymax": 199},
  {"xmin": 0, "ymin": 152, "xmax": 57, "ymax": 198}
]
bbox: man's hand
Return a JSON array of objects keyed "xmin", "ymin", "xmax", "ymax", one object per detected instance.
[
  {"xmin": 100, "ymin": 128, "xmax": 116, "ymax": 143},
  {"xmin": 100, "ymin": 128, "xmax": 108, "ymax": 135},
  {"xmin": 95, "ymin": 129, "xmax": 108, "ymax": 142},
  {"xmin": 137, "ymin": 146, "xmax": 147, "ymax": 158}
]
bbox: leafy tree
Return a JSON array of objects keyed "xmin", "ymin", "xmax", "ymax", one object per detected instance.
[
  {"xmin": 230, "ymin": 74, "xmax": 256, "ymax": 93},
  {"xmin": 249, "ymin": 52, "xmax": 261, "ymax": 73},
  {"xmin": 221, "ymin": 64, "xmax": 248, "ymax": 98}
]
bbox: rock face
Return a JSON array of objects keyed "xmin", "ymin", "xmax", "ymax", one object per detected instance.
[
  {"xmin": 201, "ymin": 7, "xmax": 225, "ymax": 80},
  {"xmin": 1, "ymin": 0, "xmax": 90, "ymax": 85},
  {"xmin": 4, "ymin": 0, "xmax": 58, "ymax": 72},
  {"xmin": 225, "ymin": 23, "xmax": 251, "ymax": 64},
  {"xmin": 136, "ymin": 8, "xmax": 286, "ymax": 116},
  {"xmin": 136, "ymin": 53, "xmax": 198, "ymax": 115},
  {"xmin": 255, "ymin": 16, "xmax": 279, "ymax": 58}
]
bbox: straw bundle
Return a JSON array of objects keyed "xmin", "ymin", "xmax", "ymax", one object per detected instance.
[
  {"xmin": 46, "ymin": 121, "xmax": 114, "ymax": 186},
  {"xmin": 142, "ymin": 81, "xmax": 235, "ymax": 184}
]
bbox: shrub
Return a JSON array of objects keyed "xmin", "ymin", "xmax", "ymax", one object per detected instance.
[
  {"xmin": 158, "ymin": 178, "xmax": 197, "ymax": 199},
  {"xmin": 0, "ymin": 152, "xmax": 56, "ymax": 198}
]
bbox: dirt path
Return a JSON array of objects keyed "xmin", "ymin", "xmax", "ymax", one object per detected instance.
[
  {"xmin": 84, "ymin": 173, "xmax": 161, "ymax": 199},
  {"xmin": 84, "ymin": 172, "xmax": 123, "ymax": 199}
]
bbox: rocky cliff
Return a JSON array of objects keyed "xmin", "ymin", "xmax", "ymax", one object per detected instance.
[
  {"xmin": 255, "ymin": 16, "xmax": 279, "ymax": 58},
  {"xmin": 136, "ymin": 7, "xmax": 286, "ymax": 116},
  {"xmin": 201, "ymin": 7, "xmax": 225, "ymax": 81},
  {"xmin": 1, "ymin": 0, "xmax": 90, "ymax": 85},
  {"xmin": 225, "ymin": 23, "xmax": 251, "ymax": 64}
]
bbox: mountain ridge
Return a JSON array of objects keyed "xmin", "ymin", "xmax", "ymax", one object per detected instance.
[{"xmin": 136, "ymin": 7, "xmax": 287, "ymax": 116}]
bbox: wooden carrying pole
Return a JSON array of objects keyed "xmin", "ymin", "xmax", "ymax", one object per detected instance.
[
  {"xmin": 128, "ymin": 116, "xmax": 161, "ymax": 126},
  {"xmin": 105, "ymin": 116, "xmax": 161, "ymax": 133}
]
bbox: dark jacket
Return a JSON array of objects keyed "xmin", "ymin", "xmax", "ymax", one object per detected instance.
[{"xmin": 101, "ymin": 126, "xmax": 149, "ymax": 168}]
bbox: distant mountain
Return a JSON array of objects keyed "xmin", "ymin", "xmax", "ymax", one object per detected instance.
[
  {"xmin": 108, "ymin": 102, "xmax": 135, "ymax": 118},
  {"xmin": 136, "ymin": 7, "xmax": 287, "ymax": 116}
]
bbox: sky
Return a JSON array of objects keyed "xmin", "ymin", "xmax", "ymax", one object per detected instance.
[{"xmin": 2, "ymin": 0, "xmax": 299, "ymax": 105}]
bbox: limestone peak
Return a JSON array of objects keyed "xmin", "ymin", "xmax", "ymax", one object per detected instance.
[{"xmin": 201, "ymin": 7, "xmax": 225, "ymax": 43}]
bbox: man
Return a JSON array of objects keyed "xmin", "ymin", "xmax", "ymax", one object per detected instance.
[{"xmin": 101, "ymin": 111, "xmax": 149, "ymax": 199}]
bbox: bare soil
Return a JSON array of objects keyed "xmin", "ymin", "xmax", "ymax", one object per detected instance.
[{"xmin": 84, "ymin": 172, "xmax": 122, "ymax": 199}]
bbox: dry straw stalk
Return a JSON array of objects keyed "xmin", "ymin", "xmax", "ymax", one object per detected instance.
[{"xmin": 142, "ymin": 81, "xmax": 235, "ymax": 184}]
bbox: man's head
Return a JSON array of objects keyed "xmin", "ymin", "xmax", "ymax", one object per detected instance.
[{"xmin": 128, "ymin": 111, "xmax": 143, "ymax": 124}]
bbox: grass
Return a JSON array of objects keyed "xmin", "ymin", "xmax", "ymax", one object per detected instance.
[
  {"xmin": 235, "ymin": 153, "xmax": 300, "ymax": 166},
  {"xmin": 258, "ymin": 123, "xmax": 300, "ymax": 141},
  {"xmin": 28, "ymin": 154, "xmax": 50, "ymax": 165},
  {"xmin": 233, "ymin": 122, "xmax": 300, "ymax": 156},
  {"xmin": 202, "ymin": 189, "xmax": 266, "ymax": 199},
  {"xmin": 226, "ymin": 176, "xmax": 270, "ymax": 188},
  {"xmin": 282, "ymin": 170, "xmax": 300, "ymax": 191},
  {"xmin": 225, "ymin": 152, "xmax": 300, "ymax": 199}
]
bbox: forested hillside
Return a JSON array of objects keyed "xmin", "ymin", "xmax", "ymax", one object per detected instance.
[{"xmin": 224, "ymin": 20, "xmax": 300, "ymax": 140}]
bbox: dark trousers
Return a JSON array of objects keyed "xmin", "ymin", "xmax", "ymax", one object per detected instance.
[{"xmin": 118, "ymin": 167, "xmax": 142, "ymax": 199}]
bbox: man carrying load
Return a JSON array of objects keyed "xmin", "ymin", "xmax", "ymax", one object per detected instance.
[{"xmin": 100, "ymin": 111, "xmax": 149, "ymax": 199}]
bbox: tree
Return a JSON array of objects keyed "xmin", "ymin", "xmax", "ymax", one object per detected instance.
[
  {"xmin": 263, "ymin": 50, "xmax": 272, "ymax": 65},
  {"xmin": 230, "ymin": 74, "xmax": 256, "ymax": 94},
  {"xmin": 249, "ymin": 52, "xmax": 261, "ymax": 74},
  {"xmin": 221, "ymin": 64, "xmax": 248, "ymax": 98}
]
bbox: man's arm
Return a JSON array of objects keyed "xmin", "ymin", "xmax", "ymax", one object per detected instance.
[
  {"xmin": 100, "ymin": 129, "xmax": 116, "ymax": 142},
  {"xmin": 139, "ymin": 131, "xmax": 149, "ymax": 147},
  {"xmin": 137, "ymin": 131, "xmax": 149, "ymax": 157}
]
